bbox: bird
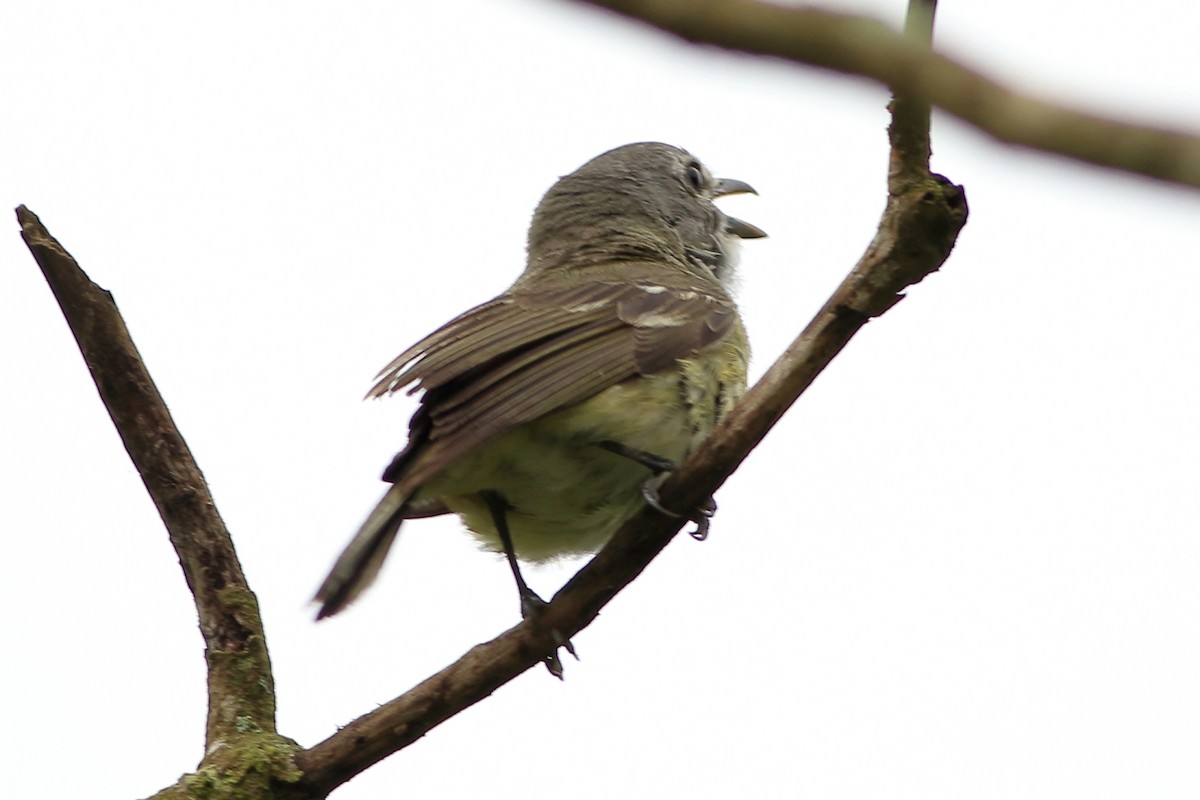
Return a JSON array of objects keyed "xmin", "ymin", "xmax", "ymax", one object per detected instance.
[{"xmin": 315, "ymin": 142, "xmax": 765, "ymax": 642}]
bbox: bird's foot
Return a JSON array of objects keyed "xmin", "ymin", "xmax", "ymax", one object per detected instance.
[
  {"xmin": 519, "ymin": 588, "xmax": 578, "ymax": 679},
  {"xmin": 598, "ymin": 440, "xmax": 717, "ymax": 540},
  {"xmin": 641, "ymin": 476, "xmax": 717, "ymax": 541}
]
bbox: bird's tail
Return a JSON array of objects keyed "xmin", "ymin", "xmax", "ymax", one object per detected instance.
[{"xmin": 314, "ymin": 483, "xmax": 410, "ymax": 619}]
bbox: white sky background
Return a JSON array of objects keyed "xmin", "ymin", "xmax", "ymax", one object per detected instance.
[{"xmin": 3, "ymin": 1, "xmax": 1200, "ymax": 797}]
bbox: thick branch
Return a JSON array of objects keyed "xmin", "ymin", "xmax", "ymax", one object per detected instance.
[
  {"xmin": 292, "ymin": 3, "xmax": 966, "ymax": 792},
  {"xmin": 16, "ymin": 206, "xmax": 280, "ymax": 752},
  {"xmin": 572, "ymin": 0, "xmax": 1200, "ymax": 190}
]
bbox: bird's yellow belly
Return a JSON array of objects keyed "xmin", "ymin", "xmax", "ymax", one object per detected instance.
[{"xmin": 419, "ymin": 367, "xmax": 726, "ymax": 563}]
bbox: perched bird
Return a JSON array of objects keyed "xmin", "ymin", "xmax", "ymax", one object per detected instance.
[{"xmin": 315, "ymin": 142, "xmax": 764, "ymax": 631}]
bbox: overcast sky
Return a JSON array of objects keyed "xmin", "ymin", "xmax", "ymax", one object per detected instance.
[{"xmin": 4, "ymin": 1, "xmax": 1200, "ymax": 798}]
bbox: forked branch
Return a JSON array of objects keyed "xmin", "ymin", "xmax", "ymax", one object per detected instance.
[{"xmin": 17, "ymin": 2, "xmax": 970, "ymax": 797}]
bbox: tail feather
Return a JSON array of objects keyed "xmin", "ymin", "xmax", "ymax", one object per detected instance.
[{"xmin": 315, "ymin": 484, "xmax": 411, "ymax": 619}]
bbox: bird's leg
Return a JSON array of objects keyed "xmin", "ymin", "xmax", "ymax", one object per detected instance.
[
  {"xmin": 596, "ymin": 440, "xmax": 677, "ymax": 474},
  {"xmin": 480, "ymin": 490, "xmax": 577, "ymax": 678},
  {"xmin": 596, "ymin": 441, "xmax": 717, "ymax": 540},
  {"xmin": 481, "ymin": 490, "xmax": 543, "ymax": 615}
]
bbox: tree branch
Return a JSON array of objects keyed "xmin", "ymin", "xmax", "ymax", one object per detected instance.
[
  {"xmin": 18, "ymin": 4, "xmax": 972, "ymax": 795},
  {"xmin": 292, "ymin": 1, "xmax": 967, "ymax": 793},
  {"xmin": 570, "ymin": 0, "xmax": 1200, "ymax": 190},
  {"xmin": 15, "ymin": 207, "xmax": 286, "ymax": 760}
]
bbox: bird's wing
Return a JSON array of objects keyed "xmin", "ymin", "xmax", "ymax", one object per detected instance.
[{"xmin": 374, "ymin": 271, "xmax": 736, "ymax": 488}]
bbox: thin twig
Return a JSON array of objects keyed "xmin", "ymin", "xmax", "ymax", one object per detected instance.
[{"xmin": 888, "ymin": 0, "xmax": 936, "ymax": 188}]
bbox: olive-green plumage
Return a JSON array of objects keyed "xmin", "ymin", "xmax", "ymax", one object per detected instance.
[{"xmin": 315, "ymin": 142, "xmax": 764, "ymax": 619}]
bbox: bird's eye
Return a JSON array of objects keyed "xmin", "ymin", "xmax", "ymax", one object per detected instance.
[{"xmin": 686, "ymin": 164, "xmax": 704, "ymax": 191}]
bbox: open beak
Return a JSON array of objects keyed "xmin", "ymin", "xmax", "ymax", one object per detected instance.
[{"xmin": 715, "ymin": 177, "xmax": 767, "ymax": 239}]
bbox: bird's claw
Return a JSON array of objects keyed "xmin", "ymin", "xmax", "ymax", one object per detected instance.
[{"xmin": 641, "ymin": 478, "xmax": 717, "ymax": 541}]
